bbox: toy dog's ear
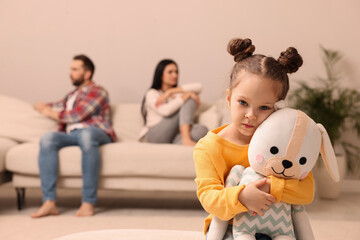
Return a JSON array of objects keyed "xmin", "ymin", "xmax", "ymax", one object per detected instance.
[{"xmin": 317, "ymin": 124, "xmax": 340, "ymax": 182}]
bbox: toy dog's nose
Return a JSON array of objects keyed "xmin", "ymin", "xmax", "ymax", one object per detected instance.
[{"xmin": 282, "ymin": 160, "xmax": 293, "ymax": 169}]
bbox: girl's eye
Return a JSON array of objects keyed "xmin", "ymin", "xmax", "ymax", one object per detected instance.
[
  {"xmin": 260, "ymin": 106, "xmax": 271, "ymax": 110},
  {"xmin": 239, "ymin": 100, "xmax": 248, "ymax": 106}
]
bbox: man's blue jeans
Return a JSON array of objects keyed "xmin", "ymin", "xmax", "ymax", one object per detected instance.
[{"xmin": 38, "ymin": 127, "xmax": 112, "ymax": 204}]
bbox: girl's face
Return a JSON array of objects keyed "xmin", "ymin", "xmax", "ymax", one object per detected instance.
[
  {"xmin": 162, "ymin": 63, "xmax": 178, "ymax": 88},
  {"xmin": 227, "ymin": 71, "xmax": 280, "ymax": 142}
]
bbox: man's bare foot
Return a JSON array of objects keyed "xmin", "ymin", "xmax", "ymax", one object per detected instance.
[
  {"xmin": 31, "ymin": 200, "xmax": 59, "ymax": 218},
  {"xmin": 182, "ymin": 138, "xmax": 197, "ymax": 146},
  {"xmin": 75, "ymin": 202, "xmax": 95, "ymax": 217}
]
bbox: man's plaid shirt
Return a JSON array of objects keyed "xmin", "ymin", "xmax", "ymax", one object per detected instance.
[{"xmin": 48, "ymin": 82, "xmax": 117, "ymax": 141}]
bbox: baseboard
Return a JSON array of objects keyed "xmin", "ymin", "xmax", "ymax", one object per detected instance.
[{"xmin": 341, "ymin": 179, "xmax": 360, "ymax": 193}]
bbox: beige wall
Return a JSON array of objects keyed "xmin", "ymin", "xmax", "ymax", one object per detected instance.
[
  {"xmin": 1, "ymin": 1, "xmax": 360, "ymax": 177},
  {"xmin": 1, "ymin": 0, "xmax": 359, "ymax": 104}
]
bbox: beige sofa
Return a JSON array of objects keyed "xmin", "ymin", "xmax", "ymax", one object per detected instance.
[
  {"xmin": 0, "ymin": 138, "xmax": 18, "ymax": 184},
  {"xmin": 1, "ymin": 94, "xmax": 222, "ymax": 209}
]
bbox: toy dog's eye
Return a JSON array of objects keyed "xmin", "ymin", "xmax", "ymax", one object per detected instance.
[
  {"xmin": 299, "ymin": 157, "xmax": 307, "ymax": 165},
  {"xmin": 270, "ymin": 146, "xmax": 279, "ymax": 154}
]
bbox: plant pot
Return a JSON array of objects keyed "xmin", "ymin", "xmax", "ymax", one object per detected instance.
[{"xmin": 313, "ymin": 155, "xmax": 346, "ymax": 199}]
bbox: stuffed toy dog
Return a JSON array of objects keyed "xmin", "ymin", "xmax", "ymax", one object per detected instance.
[{"xmin": 207, "ymin": 107, "xmax": 340, "ymax": 240}]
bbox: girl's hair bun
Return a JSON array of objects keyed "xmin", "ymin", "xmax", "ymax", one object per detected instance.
[
  {"xmin": 227, "ymin": 38, "xmax": 255, "ymax": 62},
  {"xmin": 277, "ymin": 47, "xmax": 303, "ymax": 73}
]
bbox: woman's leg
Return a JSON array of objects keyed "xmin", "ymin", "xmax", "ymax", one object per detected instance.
[
  {"xmin": 179, "ymin": 98, "xmax": 197, "ymax": 126},
  {"xmin": 172, "ymin": 99, "xmax": 208, "ymax": 145},
  {"xmin": 146, "ymin": 98, "xmax": 207, "ymax": 145},
  {"xmin": 190, "ymin": 124, "xmax": 208, "ymax": 142},
  {"xmin": 178, "ymin": 98, "xmax": 198, "ymax": 146},
  {"xmin": 144, "ymin": 112, "xmax": 180, "ymax": 143},
  {"xmin": 172, "ymin": 123, "xmax": 208, "ymax": 144}
]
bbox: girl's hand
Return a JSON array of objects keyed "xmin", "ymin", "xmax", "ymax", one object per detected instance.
[
  {"xmin": 258, "ymin": 178, "xmax": 271, "ymax": 193},
  {"xmin": 238, "ymin": 178, "xmax": 276, "ymax": 216}
]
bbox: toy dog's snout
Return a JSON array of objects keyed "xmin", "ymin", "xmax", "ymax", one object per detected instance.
[{"xmin": 264, "ymin": 154, "xmax": 302, "ymax": 179}]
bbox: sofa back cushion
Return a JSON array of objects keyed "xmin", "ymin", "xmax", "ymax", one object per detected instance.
[
  {"xmin": 112, "ymin": 103, "xmax": 144, "ymax": 142},
  {"xmin": 0, "ymin": 94, "xmax": 58, "ymax": 142}
]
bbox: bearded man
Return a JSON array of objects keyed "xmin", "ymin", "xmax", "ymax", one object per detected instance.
[{"xmin": 31, "ymin": 55, "xmax": 116, "ymax": 218}]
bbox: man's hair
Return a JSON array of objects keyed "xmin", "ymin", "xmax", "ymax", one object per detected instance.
[{"xmin": 73, "ymin": 54, "xmax": 95, "ymax": 79}]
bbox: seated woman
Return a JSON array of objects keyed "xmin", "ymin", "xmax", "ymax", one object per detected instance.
[{"xmin": 140, "ymin": 59, "xmax": 208, "ymax": 146}]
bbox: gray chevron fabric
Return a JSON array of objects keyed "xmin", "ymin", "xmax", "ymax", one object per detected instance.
[{"xmin": 232, "ymin": 168, "xmax": 296, "ymax": 240}]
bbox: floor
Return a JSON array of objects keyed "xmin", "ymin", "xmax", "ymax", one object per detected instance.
[{"xmin": 0, "ymin": 182, "xmax": 360, "ymax": 239}]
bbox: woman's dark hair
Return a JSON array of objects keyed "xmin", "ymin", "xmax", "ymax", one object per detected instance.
[
  {"xmin": 73, "ymin": 54, "xmax": 95, "ymax": 79},
  {"xmin": 227, "ymin": 38, "xmax": 303, "ymax": 100},
  {"xmin": 141, "ymin": 59, "xmax": 178, "ymax": 124}
]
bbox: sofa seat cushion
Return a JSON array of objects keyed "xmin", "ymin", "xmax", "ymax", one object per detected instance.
[
  {"xmin": 12, "ymin": 174, "xmax": 198, "ymax": 192},
  {"xmin": 0, "ymin": 137, "xmax": 18, "ymax": 172},
  {"xmin": 6, "ymin": 142, "xmax": 196, "ymax": 179}
]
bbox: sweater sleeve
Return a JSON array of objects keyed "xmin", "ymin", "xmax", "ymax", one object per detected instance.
[
  {"xmin": 194, "ymin": 143, "xmax": 248, "ymax": 221},
  {"xmin": 181, "ymin": 83, "xmax": 203, "ymax": 93},
  {"xmin": 269, "ymin": 171, "xmax": 315, "ymax": 204},
  {"xmin": 145, "ymin": 89, "xmax": 184, "ymax": 117}
]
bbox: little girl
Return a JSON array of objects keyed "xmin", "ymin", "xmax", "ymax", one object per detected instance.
[{"xmin": 194, "ymin": 38, "xmax": 314, "ymax": 239}]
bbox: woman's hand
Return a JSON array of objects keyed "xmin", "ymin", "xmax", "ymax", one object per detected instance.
[
  {"xmin": 155, "ymin": 87, "xmax": 182, "ymax": 107},
  {"xmin": 155, "ymin": 93, "xmax": 169, "ymax": 107},
  {"xmin": 181, "ymin": 92, "xmax": 192, "ymax": 102},
  {"xmin": 238, "ymin": 178, "xmax": 276, "ymax": 216}
]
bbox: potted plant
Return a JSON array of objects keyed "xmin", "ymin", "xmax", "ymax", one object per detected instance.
[{"xmin": 289, "ymin": 46, "xmax": 360, "ymax": 199}]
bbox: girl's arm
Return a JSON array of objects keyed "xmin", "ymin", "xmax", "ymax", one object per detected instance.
[
  {"xmin": 194, "ymin": 145, "xmax": 247, "ymax": 220},
  {"xmin": 269, "ymin": 172, "xmax": 315, "ymax": 204},
  {"xmin": 194, "ymin": 144, "xmax": 275, "ymax": 220}
]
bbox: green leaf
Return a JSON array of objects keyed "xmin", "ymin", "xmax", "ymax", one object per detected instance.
[{"xmin": 290, "ymin": 46, "xmax": 360, "ymax": 173}]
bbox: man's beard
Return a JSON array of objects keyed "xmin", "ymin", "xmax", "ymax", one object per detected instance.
[{"xmin": 72, "ymin": 77, "xmax": 85, "ymax": 87}]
